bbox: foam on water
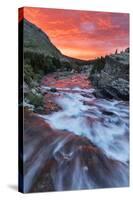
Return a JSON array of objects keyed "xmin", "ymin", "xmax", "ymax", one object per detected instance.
[
  {"xmin": 24, "ymin": 85, "xmax": 129, "ymax": 192},
  {"xmin": 42, "ymin": 87, "xmax": 129, "ymax": 163}
]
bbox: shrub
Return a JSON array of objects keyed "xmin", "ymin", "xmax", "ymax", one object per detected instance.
[
  {"xmin": 24, "ymin": 51, "xmax": 45, "ymax": 73},
  {"xmin": 52, "ymin": 57, "xmax": 61, "ymax": 69},
  {"xmin": 91, "ymin": 57, "xmax": 105, "ymax": 74},
  {"xmin": 24, "ymin": 51, "xmax": 60, "ymax": 75},
  {"xmin": 62, "ymin": 61, "xmax": 72, "ymax": 71},
  {"xmin": 44, "ymin": 56, "xmax": 55, "ymax": 73},
  {"xmin": 24, "ymin": 64, "xmax": 35, "ymax": 86},
  {"xmin": 26, "ymin": 91, "xmax": 44, "ymax": 108}
]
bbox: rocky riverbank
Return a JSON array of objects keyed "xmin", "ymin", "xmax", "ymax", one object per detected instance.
[
  {"xmin": 23, "ymin": 72, "xmax": 92, "ymax": 114},
  {"xmin": 89, "ymin": 48, "xmax": 129, "ymax": 101},
  {"xmin": 22, "ymin": 71, "xmax": 129, "ymax": 192}
]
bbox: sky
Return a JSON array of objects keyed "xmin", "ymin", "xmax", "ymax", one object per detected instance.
[{"xmin": 20, "ymin": 7, "xmax": 129, "ymax": 60}]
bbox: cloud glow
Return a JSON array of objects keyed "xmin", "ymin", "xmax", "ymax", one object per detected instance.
[{"xmin": 21, "ymin": 7, "xmax": 129, "ymax": 60}]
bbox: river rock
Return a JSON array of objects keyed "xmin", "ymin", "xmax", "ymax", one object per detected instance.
[
  {"xmin": 43, "ymin": 93, "xmax": 61, "ymax": 114},
  {"xmin": 50, "ymin": 87, "xmax": 57, "ymax": 92}
]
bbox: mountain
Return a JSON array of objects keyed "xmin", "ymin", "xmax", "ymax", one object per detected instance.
[
  {"xmin": 20, "ymin": 18, "xmax": 90, "ymax": 65},
  {"xmin": 19, "ymin": 18, "xmax": 89, "ymax": 112},
  {"xmin": 22, "ymin": 18, "xmax": 62, "ymax": 57}
]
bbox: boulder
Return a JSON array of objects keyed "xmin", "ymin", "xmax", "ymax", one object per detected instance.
[{"xmin": 50, "ymin": 87, "xmax": 57, "ymax": 93}]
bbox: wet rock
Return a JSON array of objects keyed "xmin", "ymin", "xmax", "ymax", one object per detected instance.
[
  {"xmin": 23, "ymin": 110, "xmax": 129, "ymax": 192},
  {"xmin": 50, "ymin": 87, "xmax": 57, "ymax": 92},
  {"xmin": 43, "ymin": 93, "xmax": 61, "ymax": 114},
  {"xmin": 101, "ymin": 110, "xmax": 115, "ymax": 116},
  {"xmin": 31, "ymin": 172, "xmax": 54, "ymax": 192}
]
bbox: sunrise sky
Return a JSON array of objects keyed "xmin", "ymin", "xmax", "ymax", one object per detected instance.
[{"xmin": 20, "ymin": 7, "xmax": 129, "ymax": 60}]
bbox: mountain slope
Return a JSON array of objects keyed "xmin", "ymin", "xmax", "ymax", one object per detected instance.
[
  {"xmin": 20, "ymin": 18, "xmax": 89, "ymax": 113},
  {"xmin": 21, "ymin": 18, "xmax": 90, "ymax": 65},
  {"xmin": 22, "ymin": 18, "xmax": 62, "ymax": 57}
]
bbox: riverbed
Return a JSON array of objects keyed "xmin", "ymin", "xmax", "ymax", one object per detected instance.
[{"xmin": 23, "ymin": 73, "xmax": 129, "ymax": 192}]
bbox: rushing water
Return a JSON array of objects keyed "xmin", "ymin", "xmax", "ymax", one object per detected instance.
[
  {"xmin": 42, "ymin": 86, "xmax": 129, "ymax": 163},
  {"xmin": 23, "ymin": 78, "xmax": 129, "ymax": 192},
  {"xmin": 38, "ymin": 85, "xmax": 129, "ymax": 191}
]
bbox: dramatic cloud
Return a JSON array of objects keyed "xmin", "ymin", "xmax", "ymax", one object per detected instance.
[{"xmin": 22, "ymin": 7, "xmax": 129, "ymax": 60}]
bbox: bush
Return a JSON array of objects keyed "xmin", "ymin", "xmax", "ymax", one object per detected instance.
[
  {"xmin": 44, "ymin": 56, "xmax": 56, "ymax": 73},
  {"xmin": 26, "ymin": 91, "xmax": 44, "ymax": 108},
  {"xmin": 24, "ymin": 51, "xmax": 60, "ymax": 75},
  {"xmin": 52, "ymin": 57, "xmax": 61, "ymax": 69},
  {"xmin": 24, "ymin": 51, "xmax": 45, "ymax": 73},
  {"xmin": 62, "ymin": 61, "xmax": 72, "ymax": 71},
  {"xmin": 91, "ymin": 57, "xmax": 105, "ymax": 74},
  {"xmin": 24, "ymin": 64, "xmax": 35, "ymax": 86}
]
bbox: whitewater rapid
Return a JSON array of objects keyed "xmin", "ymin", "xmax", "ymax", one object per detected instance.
[
  {"xmin": 23, "ymin": 85, "xmax": 129, "ymax": 192},
  {"xmin": 41, "ymin": 86, "xmax": 129, "ymax": 164}
]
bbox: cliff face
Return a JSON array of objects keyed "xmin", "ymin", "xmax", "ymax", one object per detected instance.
[{"xmin": 90, "ymin": 48, "xmax": 129, "ymax": 101}]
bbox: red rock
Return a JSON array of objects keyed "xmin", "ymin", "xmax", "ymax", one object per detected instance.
[
  {"xmin": 43, "ymin": 93, "xmax": 61, "ymax": 114},
  {"xmin": 23, "ymin": 110, "xmax": 128, "ymax": 192}
]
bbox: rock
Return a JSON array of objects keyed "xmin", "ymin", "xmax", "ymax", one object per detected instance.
[
  {"xmin": 43, "ymin": 93, "xmax": 61, "ymax": 114},
  {"xmin": 97, "ymin": 78, "xmax": 129, "ymax": 101},
  {"xmin": 50, "ymin": 87, "xmax": 57, "ymax": 92},
  {"xmin": 101, "ymin": 110, "xmax": 115, "ymax": 116},
  {"xmin": 111, "ymin": 78, "xmax": 129, "ymax": 100},
  {"xmin": 23, "ymin": 110, "xmax": 128, "ymax": 192},
  {"xmin": 125, "ymin": 47, "xmax": 129, "ymax": 53},
  {"xmin": 23, "ymin": 100, "xmax": 35, "ymax": 110},
  {"xmin": 31, "ymin": 172, "xmax": 54, "ymax": 192},
  {"xmin": 23, "ymin": 82, "xmax": 29, "ymax": 94},
  {"xmin": 89, "ymin": 48, "xmax": 129, "ymax": 101},
  {"xmin": 31, "ymin": 88, "xmax": 37, "ymax": 94},
  {"xmin": 25, "ymin": 88, "xmax": 44, "ymax": 113}
]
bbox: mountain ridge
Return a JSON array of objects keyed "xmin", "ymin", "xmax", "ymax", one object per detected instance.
[
  {"xmin": 20, "ymin": 18, "xmax": 91, "ymax": 64},
  {"xmin": 22, "ymin": 18, "xmax": 62, "ymax": 57}
]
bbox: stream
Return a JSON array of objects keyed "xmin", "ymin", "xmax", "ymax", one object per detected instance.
[
  {"xmin": 41, "ymin": 86, "xmax": 129, "ymax": 163},
  {"xmin": 24, "ymin": 74, "xmax": 129, "ymax": 192}
]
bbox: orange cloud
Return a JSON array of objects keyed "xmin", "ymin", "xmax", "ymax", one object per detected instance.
[{"xmin": 21, "ymin": 7, "xmax": 129, "ymax": 60}]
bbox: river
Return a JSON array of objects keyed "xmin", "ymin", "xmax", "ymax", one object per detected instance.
[{"xmin": 23, "ymin": 73, "xmax": 129, "ymax": 192}]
